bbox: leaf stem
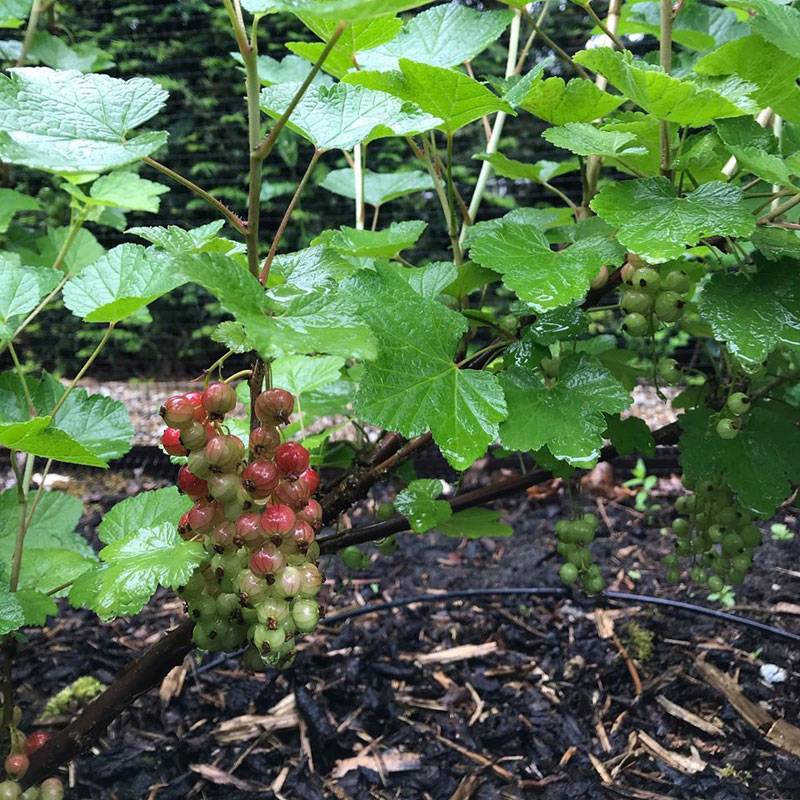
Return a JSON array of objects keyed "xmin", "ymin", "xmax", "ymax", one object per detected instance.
[
  {"xmin": 9, "ymin": 455, "xmax": 35, "ymax": 593},
  {"xmin": 15, "ymin": 0, "xmax": 42, "ymax": 66},
  {"xmin": 260, "ymin": 149, "xmax": 322, "ymax": 284},
  {"xmin": 354, "ymin": 143, "xmax": 366, "ymax": 230},
  {"xmin": 7, "ymin": 343, "xmax": 34, "ymax": 417},
  {"xmin": 758, "ymin": 192, "xmax": 800, "ymax": 224},
  {"xmin": 659, "ymin": 0, "xmax": 673, "ymax": 178},
  {"xmin": 583, "ymin": 2, "xmax": 626, "ymax": 50}
]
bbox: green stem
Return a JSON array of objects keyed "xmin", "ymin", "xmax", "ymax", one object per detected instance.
[
  {"xmin": 354, "ymin": 143, "xmax": 366, "ymax": 230},
  {"xmin": 445, "ymin": 133, "xmax": 459, "ymax": 260},
  {"xmin": 7, "ymin": 344, "xmax": 33, "ymax": 417},
  {"xmin": 524, "ymin": 11, "xmax": 590, "ymax": 79},
  {"xmin": 15, "ymin": 0, "xmax": 42, "ymax": 66},
  {"xmin": 9, "ymin": 455, "xmax": 35, "ymax": 593},
  {"xmin": 659, "ymin": 0, "xmax": 673, "ymax": 178},
  {"xmin": 23, "ymin": 458, "xmax": 52, "ymax": 533},
  {"xmin": 222, "ymin": 369, "xmax": 253, "ymax": 384},
  {"xmin": 758, "ymin": 192, "xmax": 800, "ymax": 224},
  {"xmin": 584, "ymin": 3, "xmax": 626, "ymax": 50},
  {"xmin": 50, "ymin": 324, "xmax": 115, "ymax": 418},
  {"xmin": 244, "ymin": 19, "xmax": 263, "ymax": 277}
]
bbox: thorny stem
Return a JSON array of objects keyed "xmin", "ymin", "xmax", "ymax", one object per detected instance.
[{"xmin": 659, "ymin": 0, "xmax": 673, "ymax": 178}]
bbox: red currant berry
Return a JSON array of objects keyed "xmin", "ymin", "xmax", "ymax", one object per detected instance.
[
  {"xmin": 4, "ymin": 752, "xmax": 28, "ymax": 779},
  {"xmin": 298, "ymin": 467, "xmax": 320, "ymax": 494},
  {"xmin": 274, "ymin": 478, "xmax": 310, "ymax": 510},
  {"xmin": 235, "ymin": 513, "xmax": 263, "ymax": 545},
  {"xmin": 213, "ymin": 520, "xmax": 236, "ymax": 550},
  {"xmin": 260, "ymin": 504, "xmax": 296, "ymax": 536},
  {"xmin": 255, "ymin": 388, "xmax": 294, "ymax": 424},
  {"xmin": 188, "ymin": 501, "xmax": 218, "ymax": 533},
  {"xmin": 249, "ymin": 425, "xmax": 281, "ymax": 458},
  {"xmin": 205, "ymin": 434, "xmax": 245, "ymax": 472},
  {"xmin": 178, "ymin": 466, "xmax": 209, "ymax": 500},
  {"xmin": 161, "ymin": 427, "xmax": 188, "ymax": 457},
  {"xmin": 297, "ymin": 498, "xmax": 323, "ymax": 529},
  {"xmin": 160, "ymin": 395, "xmax": 196, "ymax": 429},
  {"xmin": 202, "ymin": 382, "xmax": 237, "ymax": 419},
  {"xmin": 249, "ymin": 547, "xmax": 285, "ymax": 577},
  {"xmin": 275, "ymin": 442, "xmax": 310, "ymax": 477},
  {"xmin": 242, "ymin": 461, "xmax": 279, "ymax": 499},
  {"xmin": 25, "ymin": 731, "xmax": 50, "ymax": 755},
  {"xmin": 180, "ymin": 421, "xmax": 215, "ymax": 452},
  {"xmin": 185, "ymin": 390, "xmax": 208, "ymax": 421},
  {"xmin": 291, "ymin": 520, "xmax": 315, "ymax": 551}
]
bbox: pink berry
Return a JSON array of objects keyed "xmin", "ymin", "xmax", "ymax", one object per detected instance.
[
  {"xmin": 260, "ymin": 504, "xmax": 296, "ymax": 540},
  {"xmin": 275, "ymin": 442, "xmax": 310, "ymax": 477},
  {"xmin": 161, "ymin": 427, "xmax": 188, "ymax": 457},
  {"xmin": 249, "ymin": 425, "xmax": 281, "ymax": 458},
  {"xmin": 5, "ymin": 752, "xmax": 28, "ymax": 779},
  {"xmin": 291, "ymin": 521, "xmax": 315, "ymax": 551},
  {"xmin": 274, "ymin": 478, "xmax": 310, "ymax": 510},
  {"xmin": 255, "ymin": 388, "xmax": 294, "ymax": 424},
  {"xmin": 188, "ymin": 501, "xmax": 217, "ymax": 533},
  {"xmin": 205, "ymin": 434, "xmax": 245, "ymax": 472},
  {"xmin": 298, "ymin": 467, "xmax": 320, "ymax": 494},
  {"xmin": 297, "ymin": 498, "xmax": 323, "ymax": 529},
  {"xmin": 202, "ymin": 382, "xmax": 237, "ymax": 419},
  {"xmin": 235, "ymin": 513, "xmax": 263, "ymax": 546},
  {"xmin": 185, "ymin": 391, "xmax": 208, "ymax": 421},
  {"xmin": 160, "ymin": 395, "xmax": 196, "ymax": 429},
  {"xmin": 249, "ymin": 548, "xmax": 285, "ymax": 577},
  {"xmin": 212, "ymin": 521, "xmax": 236, "ymax": 550},
  {"xmin": 178, "ymin": 466, "xmax": 208, "ymax": 500},
  {"xmin": 242, "ymin": 461, "xmax": 279, "ymax": 499},
  {"xmin": 25, "ymin": 731, "xmax": 51, "ymax": 755}
]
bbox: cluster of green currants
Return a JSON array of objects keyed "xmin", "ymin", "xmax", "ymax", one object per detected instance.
[
  {"xmin": 619, "ymin": 258, "xmax": 691, "ymax": 338},
  {"xmin": 715, "ymin": 392, "xmax": 751, "ymax": 440},
  {"xmin": 0, "ymin": 729, "xmax": 62, "ymax": 799},
  {"xmin": 161, "ymin": 384, "xmax": 324, "ymax": 670},
  {"xmin": 555, "ymin": 513, "xmax": 605, "ymax": 594},
  {"xmin": 665, "ymin": 480, "xmax": 762, "ymax": 590}
]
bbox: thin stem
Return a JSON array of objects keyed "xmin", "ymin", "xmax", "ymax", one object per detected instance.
[
  {"xmin": 353, "ymin": 143, "xmax": 366, "ymax": 230},
  {"xmin": 370, "ymin": 204, "xmax": 381, "ymax": 231},
  {"xmin": 445, "ymin": 133, "xmax": 459, "ymax": 262},
  {"xmin": 542, "ymin": 181, "xmax": 578, "ymax": 214},
  {"xmin": 143, "ymin": 158, "xmax": 247, "ymax": 236},
  {"xmin": 659, "ymin": 0, "xmax": 672, "ymax": 178},
  {"xmin": 50, "ymin": 324, "xmax": 115, "ymax": 418},
  {"xmin": 260, "ymin": 149, "xmax": 321, "ymax": 283},
  {"xmin": 46, "ymin": 578, "xmax": 75, "ymax": 597},
  {"xmin": 7, "ymin": 344, "xmax": 34, "ymax": 417},
  {"xmin": 244, "ymin": 24, "xmax": 263, "ymax": 277},
  {"xmin": 9, "ymin": 455, "xmax": 35, "ymax": 592},
  {"xmin": 23, "ymin": 458, "xmax": 52, "ymax": 536},
  {"xmin": 758, "ymin": 192, "xmax": 800, "ymax": 224},
  {"xmin": 222, "ymin": 369, "xmax": 252, "ymax": 384},
  {"xmin": 584, "ymin": 3, "xmax": 626, "ymax": 50},
  {"xmin": 252, "ymin": 22, "xmax": 347, "ymax": 163},
  {"xmin": 15, "ymin": 0, "xmax": 42, "ymax": 66},
  {"xmin": 524, "ymin": 11, "xmax": 590, "ymax": 80}
]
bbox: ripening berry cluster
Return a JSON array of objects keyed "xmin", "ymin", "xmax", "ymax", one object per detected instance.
[
  {"xmin": 0, "ymin": 728, "xmax": 62, "ymax": 800},
  {"xmin": 619, "ymin": 258, "xmax": 690, "ymax": 338},
  {"xmin": 555, "ymin": 513, "xmax": 605, "ymax": 594},
  {"xmin": 160, "ymin": 384, "xmax": 323, "ymax": 670},
  {"xmin": 715, "ymin": 392, "xmax": 751, "ymax": 440},
  {"xmin": 665, "ymin": 480, "xmax": 762, "ymax": 590}
]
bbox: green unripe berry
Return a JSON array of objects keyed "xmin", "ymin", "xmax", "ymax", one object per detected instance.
[
  {"xmin": 690, "ymin": 566, "xmax": 706, "ymax": 583},
  {"xmin": 722, "ymin": 532, "xmax": 743, "ymax": 555},
  {"xmin": 559, "ymin": 562, "xmax": 579, "ymax": 585},
  {"xmin": 726, "ymin": 392, "xmax": 751, "ymax": 415},
  {"xmin": 666, "ymin": 567, "xmax": 681, "ymax": 583},
  {"xmin": 740, "ymin": 524, "xmax": 762, "ymax": 548},
  {"xmin": 662, "ymin": 269, "xmax": 690, "ymax": 294},
  {"xmin": 653, "ymin": 290, "xmax": 684, "ymax": 322},
  {"xmin": 631, "ymin": 267, "xmax": 661, "ymax": 292},
  {"xmin": 253, "ymin": 623, "xmax": 287, "ymax": 652},
  {"xmin": 675, "ymin": 495, "xmax": 695, "ymax": 514},
  {"xmin": 716, "ymin": 418, "xmax": 740, "ymax": 440},
  {"xmin": 555, "ymin": 520, "xmax": 574, "ymax": 542},
  {"xmin": 658, "ymin": 357, "xmax": 681, "ymax": 383},
  {"xmin": 572, "ymin": 521, "xmax": 596, "ymax": 544},
  {"xmin": 707, "ymin": 524, "xmax": 725, "ymax": 543},
  {"xmin": 622, "ymin": 312, "xmax": 650, "ymax": 337},
  {"xmin": 291, "ymin": 598, "xmax": 320, "ymax": 633},
  {"xmin": 340, "ymin": 545, "xmax": 366, "ymax": 570},
  {"xmin": 556, "ymin": 541, "xmax": 576, "ymax": 557},
  {"xmin": 672, "ymin": 517, "xmax": 690, "ymax": 537},
  {"xmin": 567, "ymin": 548, "xmax": 591, "ymax": 569},
  {"xmin": 707, "ymin": 575, "xmax": 724, "ymax": 593},
  {"xmin": 583, "ymin": 575, "xmax": 605, "ymax": 594},
  {"xmin": 663, "ymin": 554, "xmax": 678, "ymax": 567},
  {"xmin": 621, "ymin": 290, "xmax": 653, "ymax": 315}
]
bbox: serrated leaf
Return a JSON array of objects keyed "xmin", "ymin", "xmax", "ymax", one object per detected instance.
[
  {"xmin": 695, "ymin": 35, "xmax": 800, "ymax": 124},
  {"xmin": 697, "ymin": 259, "xmax": 800, "ymax": 367},
  {"xmin": 346, "ymin": 265, "xmax": 506, "ymax": 470},
  {"xmin": 520, "ymin": 77, "xmax": 622, "ymax": 124},
  {"xmin": 242, "ymin": 0, "xmax": 432, "ymax": 21},
  {"xmin": 346, "ymin": 59, "xmax": 514, "ymax": 134},
  {"xmin": 605, "ymin": 414, "xmax": 655, "ymax": 457},
  {"xmin": 521, "ymin": 305, "xmax": 588, "ymax": 346},
  {"xmin": 394, "ymin": 261, "xmax": 458, "ymax": 299},
  {"xmin": 0, "ymin": 189, "xmax": 39, "ymax": 233},
  {"xmin": 27, "ymin": 31, "xmax": 114, "ymax": 73},
  {"xmin": 127, "ymin": 220, "xmax": 228, "ymax": 255},
  {"xmin": 312, "ymin": 220, "xmax": 426, "ymax": 258},
  {"xmin": 260, "ymin": 81, "xmax": 441, "ymax": 150},
  {"xmin": 0, "ymin": 253, "xmax": 60, "ymax": 338},
  {"xmin": 98, "ymin": 487, "xmax": 192, "ymax": 545},
  {"xmin": 28, "ymin": 225, "xmax": 104, "ymax": 275},
  {"xmin": 543, "ymin": 122, "xmax": 647, "ymax": 157},
  {"xmin": 0, "ymin": 588, "xmax": 56, "ymax": 635},
  {"xmin": 250, "ymin": 53, "xmax": 334, "ymax": 87},
  {"xmin": 0, "ymin": 68, "xmax": 168, "ymax": 173},
  {"xmin": 475, "ymin": 152, "xmax": 579, "ymax": 184},
  {"xmin": 69, "ymin": 522, "xmax": 206, "ymax": 620},
  {"xmin": 590, "ymin": 178, "xmax": 754, "ymax": 263},
  {"xmin": 62, "ymin": 243, "xmax": 185, "ymax": 322},
  {"xmin": 574, "ymin": 48, "xmax": 755, "ymax": 125},
  {"xmin": 319, "ymin": 168, "xmax": 432, "ymax": 206},
  {"xmin": 436, "ymin": 507, "xmax": 512, "ymax": 539},
  {"xmin": 358, "ymin": 2, "xmax": 512, "ymax": 71},
  {"xmin": 715, "ymin": 118, "xmax": 799, "ymax": 187},
  {"xmin": 14, "ymin": 548, "xmax": 96, "ymax": 595},
  {"xmin": 395, "ymin": 478, "xmax": 451, "ymax": 532},
  {"xmin": 89, "ymin": 172, "xmax": 169, "ymax": 213},
  {"xmin": 468, "ymin": 208, "xmax": 625, "ymax": 312},
  {"xmin": 728, "ymin": 0, "xmax": 800, "ymax": 60},
  {"xmin": 500, "ymin": 354, "xmax": 630, "ymax": 465},
  {"xmin": 270, "ymin": 245, "xmax": 359, "ymax": 292},
  {"xmin": 679, "ymin": 404, "xmax": 800, "ymax": 515},
  {"xmin": 751, "ymin": 227, "xmax": 800, "ymax": 261},
  {"xmin": 271, "ymin": 355, "xmax": 345, "ymax": 397},
  {"xmin": 211, "ymin": 320, "xmax": 254, "ymax": 353}
]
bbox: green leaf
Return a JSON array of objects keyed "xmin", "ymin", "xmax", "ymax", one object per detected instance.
[
  {"xmin": 730, "ymin": 0, "xmax": 800, "ymax": 60},
  {"xmin": 347, "ymin": 265, "xmax": 506, "ymax": 470},
  {"xmin": 695, "ymin": 35, "xmax": 800, "ymax": 124},
  {"xmin": 250, "ymin": 53, "xmax": 334, "ymax": 87},
  {"xmin": 69, "ymin": 523, "xmax": 206, "ymax": 620},
  {"xmin": 358, "ymin": 2, "xmax": 512, "ymax": 70},
  {"xmin": 697, "ymin": 259, "xmax": 800, "ymax": 367},
  {"xmin": 468, "ymin": 209, "xmax": 625, "ymax": 312},
  {"xmin": 260, "ymin": 81, "xmax": 441, "ymax": 150},
  {"xmin": 312, "ymin": 220, "xmax": 426, "ymax": 258},
  {"xmin": 0, "ymin": 253, "xmax": 60, "ymax": 339},
  {"xmin": 475, "ymin": 152, "xmax": 579, "ymax": 184},
  {"xmin": 679, "ymin": 404, "xmax": 800, "ymax": 515},
  {"xmin": 395, "ymin": 478, "xmax": 451, "ymax": 532},
  {"xmin": 28, "ymin": 226, "xmax": 104, "ymax": 275},
  {"xmin": 520, "ymin": 305, "xmax": 588, "ymax": 346},
  {"xmin": 319, "ymin": 167, "xmax": 432, "ymax": 206},
  {"xmin": 500, "ymin": 354, "xmax": 630, "ymax": 465},
  {"xmin": 574, "ymin": 48, "xmax": 756, "ymax": 125},
  {"xmin": 88, "ymin": 172, "xmax": 169, "ymax": 213},
  {"xmin": 211, "ymin": 320, "xmax": 254, "ymax": 354},
  {"xmin": 436, "ymin": 507, "xmax": 512, "ymax": 539},
  {"xmin": 751, "ymin": 227, "xmax": 800, "ymax": 262},
  {"xmin": 270, "ymin": 355, "xmax": 345, "ymax": 397},
  {"xmin": 395, "ymin": 261, "xmax": 458, "ymax": 299},
  {"xmin": 520, "ymin": 77, "xmax": 622, "ymax": 124},
  {"xmin": 242, "ymin": 0, "xmax": 433, "ymax": 21},
  {"xmin": 127, "ymin": 220, "xmax": 228, "ymax": 255},
  {"xmin": 542, "ymin": 122, "xmax": 647, "ymax": 157},
  {"xmin": 0, "ymin": 68, "xmax": 168, "ymax": 173},
  {"xmin": 62, "ymin": 244, "xmax": 185, "ymax": 323},
  {"xmin": 27, "ymin": 31, "xmax": 114, "ymax": 72},
  {"xmin": 605, "ymin": 414, "xmax": 655, "ymax": 457},
  {"xmin": 14, "ymin": 548, "xmax": 96, "ymax": 596},
  {"xmin": 590, "ymin": 178, "xmax": 755, "ymax": 263},
  {"xmin": 346, "ymin": 59, "xmax": 514, "ymax": 134},
  {"xmin": 715, "ymin": 118, "xmax": 799, "ymax": 187},
  {"xmin": 0, "ymin": 189, "xmax": 39, "ymax": 233},
  {"xmin": 0, "ymin": 588, "xmax": 56, "ymax": 635},
  {"xmin": 270, "ymin": 245, "xmax": 359, "ymax": 291},
  {"xmin": 98, "ymin": 487, "xmax": 192, "ymax": 546}
]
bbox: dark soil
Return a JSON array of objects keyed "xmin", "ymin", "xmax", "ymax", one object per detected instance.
[{"xmin": 11, "ymin": 453, "xmax": 800, "ymax": 800}]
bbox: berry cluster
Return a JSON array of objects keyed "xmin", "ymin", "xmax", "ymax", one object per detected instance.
[
  {"xmin": 555, "ymin": 513, "xmax": 605, "ymax": 594},
  {"xmin": 0, "ymin": 728, "xmax": 62, "ymax": 799},
  {"xmin": 715, "ymin": 392, "xmax": 751, "ymax": 440},
  {"xmin": 665, "ymin": 480, "xmax": 761, "ymax": 590},
  {"xmin": 161, "ymin": 384, "xmax": 323, "ymax": 670},
  {"xmin": 619, "ymin": 259, "xmax": 690, "ymax": 338}
]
